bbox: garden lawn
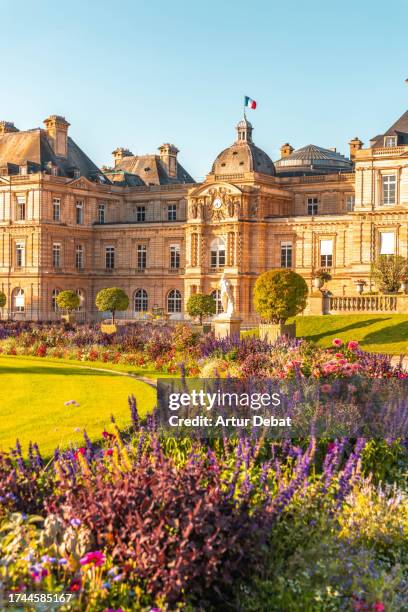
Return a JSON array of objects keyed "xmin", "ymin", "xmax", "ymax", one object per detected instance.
[
  {"xmin": 243, "ymin": 314, "xmax": 408, "ymax": 355},
  {"xmin": 0, "ymin": 355, "xmax": 156, "ymax": 456}
]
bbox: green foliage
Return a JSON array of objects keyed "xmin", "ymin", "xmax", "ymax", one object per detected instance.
[
  {"xmin": 371, "ymin": 255, "xmax": 408, "ymax": 293},
  {"xmin": 95, "ymin": 287, "xmax": 129, "ymax": 323},
  {"xmin": 0, "ymin": 291, "xmax": 6, "ymax": 308},
  {"xmin": 186, "ymin": 293, "xmax": 216, "ymax": 324},
  {"xmin": 56, "ymin": 290, "xmax": 80, "ymax": 313},
  {"xmin": 315, "ymin": 269, "xmax": 332, "ymax": 282},
  {"xmin": 253, "ymin": 269, "xmax": 308, "ymax": 323}
]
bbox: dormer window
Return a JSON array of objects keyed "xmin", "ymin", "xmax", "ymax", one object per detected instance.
[
  {"xmin": 73, "ymin": 169, "xmax": 80, "ymax": 179},
  {"xmin": 384, "ymin": 136, "xmax": 397, "ymax": 147},
  {"xmin": 19, "ymin": 166, "xmax": 27, "ymax": 175}
]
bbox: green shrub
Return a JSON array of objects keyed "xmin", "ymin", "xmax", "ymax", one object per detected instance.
[
  {"xmin": 0, "ymin": 291, "xmax": 6, "ymax": 308},
  {"xmin": 56, "ymin": 290, "xmax": 80, "ymax": 313},
  {"xmin": 95, "ymin": 288, "xmax": 129, "ymax": 323},
  {"xmin": 186, "ymin": 293, "xmax": 216, "ymax": 324},
  {"xmin": 371, "ymin": 255, "xmax": 408, "ymax": 293},
  {"xmin": 253, "ymin": 270, "xmax": 308, "ymax": 324}
]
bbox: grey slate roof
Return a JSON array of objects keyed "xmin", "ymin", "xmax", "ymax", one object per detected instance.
[
  {"xmin": 114, "ymin": 154, "xmax": 195, "ymax": 186},
  {"xmin": 370, "ymin": 110, "xmax": 408, "ymax": 147},
  {"xmin": 211, "ymin": 141, "xmax": 275, "ymax": 176},
  {"xmin": 275, "ymin": 144, "xmax": 353, "ymax": 176}
]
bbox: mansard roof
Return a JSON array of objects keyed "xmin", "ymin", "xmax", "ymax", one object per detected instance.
[
  {"xmin": 370, "ymin": 109, "xmax": 408, "ymax": 147},
  {"xmin": 0, "ymin": 128, "xmax": 108, "ymax": 183},
  {"xmin": 114, "ymin": 154, "xmax": 195, "ymax": 186}
]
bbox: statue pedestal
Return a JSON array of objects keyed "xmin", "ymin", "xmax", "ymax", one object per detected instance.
[{"xmin": 213, "ymin": 317, "xmax": 242, "ymax": 339}]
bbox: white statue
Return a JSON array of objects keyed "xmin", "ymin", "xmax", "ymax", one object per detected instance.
[{"xmin": 219, "ymin": 273, "xmax": 235, "ymax": 318}]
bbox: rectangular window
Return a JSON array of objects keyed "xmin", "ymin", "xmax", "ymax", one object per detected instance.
[
  {"xmin": 170, "ymin": 244, "xmax": 180, "ymax": 269},
  {"xmin": 136, "ymin": 206, "xmax": 146, "ymax": 222},
  {"xmin": 52, "ymin": 243, "xmax": 61, "ymax": 268},
  {"xmin": 76, "ymin": 201, "xmax": 84, "ymax": 224},
  {"xmin": 320, "ymin": 239, "xmax": 333, "ymax": 267},
  {"xmin": 382, "ymin": 175, "xmax": 396, "ymax": 205},
  {"xmin": 98, "ymin": 203, "xmax": 105, "ymax": 224},
  {"xmin": 280, "ymin": 241, "xmax": 292, "ymax": 268},
  {"xmin": 307, "ymin": 197, "xmax": 318, "ymax": 215},
  {"xmin": 105, "ymin": 247, "xmax": 115, "ymax": 269},
  {"xmin": 167, "ymin": 203, "xmax": 177, "ymax": 221},
  {"xmin": 380, "ymin": 232, "xmax": 395, "ymax": 255},
  {"xmin": 76, "ymin": 245, "xmax": 84, "ymax": 269},
  {"xmin": 384, "ymin": 136, "xmax": 397, "ymax": 147},
  {"xmin": 53, "ymin": 198, "xmax": 61, "ymax": 222},
  {"xmin": 16, "ymin": 196, "xmax": 26, "ymax": 221},
  {"xmin": 137, "ymin": 244, "xmax": 147, "ymax": 269},
  {"xmin": 16, "ymin": 242, "xmax": 25, "ymax": 267},
  {"xmin": 346, "ymin": 194, "xmax": 355, "ymax": 212}
]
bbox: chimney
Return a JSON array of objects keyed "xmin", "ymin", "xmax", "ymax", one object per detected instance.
[
  {"xmin": 280, "ymin": 143, "xmax": 294, "ymax": 158},
  {"xmin": 112, "ymin": 147, "xmax": 133, "ymax": 167},
  {"xmin": 349, "ymin": 137, "xmax": 363, "ymax": 160},
  {"xmin": 0, "ymin": 121, "xmax": 19, "ymax": 136},
  {"xmin": 159, "ymin": 143, "xmax": 179, "ymax": 178},
  {"xmin": 43, "ymin": 115, "xmax": 70, "ymax": 158}
]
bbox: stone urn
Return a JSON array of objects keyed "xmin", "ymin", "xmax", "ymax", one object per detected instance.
[
  {"xmin": 313, "ymin": 277, "xmax": 324, "ymax": 290},
  {"xmin": 400, "ymin": 280, "xmax": 408, "ymax": 294},
  {"xmin": 355, "ymin": 281, "xmax": 365, "ymax": 295}
]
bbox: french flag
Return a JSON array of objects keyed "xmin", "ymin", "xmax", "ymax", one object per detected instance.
[{"xmin": 244, "ymin": 96, "xmax": 257, "ymax": 109}]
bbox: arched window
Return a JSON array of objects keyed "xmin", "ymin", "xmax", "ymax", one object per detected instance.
[
  {"xmin": 210, "ymin": 237, "xmax": 226, "ymax": 269},
  {"xmin": 134, "ymin": 289, "xmax": 148, "ymax": 312},
  {"xmin": 210, "ymin": 289, "xmax": 223, "ymax": 315},
  {"xmin": 12, "ymin": 288, "xmax": 25, "ymax": 313},
  {"xmin": 167, "ymin": 289, "xmax": 182, "ymax": 313},
  {"xmin": 52, "ymin": 289, "xmax": 61, "ymax": 312},
  {"xmin": 76, "ymin": 289, "xmax": 85, "ymax": 310}
]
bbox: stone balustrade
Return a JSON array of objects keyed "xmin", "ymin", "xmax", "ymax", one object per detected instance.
[{"xmin": 305, "ymin": 294, "xmax": 408, "ymax": 315}]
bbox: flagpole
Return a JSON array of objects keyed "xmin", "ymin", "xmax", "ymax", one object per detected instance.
[{"xmin": 243, "ymin": 96, "xmax": 246, "ymax": 120}]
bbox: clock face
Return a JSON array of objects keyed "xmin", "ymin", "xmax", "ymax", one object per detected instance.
[{"xmin": 213, "ymin": 197, "xmax": 222, "ymax": 210}]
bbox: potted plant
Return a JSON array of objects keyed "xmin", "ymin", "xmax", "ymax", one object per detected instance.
[
  {"xmin": 186, "ymin": 293, "xmax": 215, "ymax": 333},
  {"xmin": 56, "ymin": 290, "xmax": 80, "ymax": 323},
  {"xmin": 253, "ymin": 269, "xmax": 308, "ymax": 342},
  {"xmin": 355, "ymin": 279, "xmax": 367, "ymax": 295},
  {"xmin": 371, "ymin": 255, "xmax": 408, "ymax": 294},
  {"xmin": 400, "ymin": 276, "xmax": 408, "ymax": 294},
  {"xmin": 95, "ymin": 287, "xmax": 129, "ymax": 332},
  {"xmin": 313, "ymin": 269, "xmax": 332, "ymax": 290}
]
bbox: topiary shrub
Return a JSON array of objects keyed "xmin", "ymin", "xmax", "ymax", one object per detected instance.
[
  {"xmin": 371, "ymin": 255, "xmax": 408, "ymax": 293},
  {"xmin": 0, "ymin": 291, "xmax": 6, "ymax": 309},
  {"xmin": 56, "ymin": 290, "xmax": 80, "ymax": 313},
  {"xmin": 186, "ymin": 293, "xmax": 216, "ymax": 324},
  {"xmin": 253, "ymin": 270, "xmax": 308, "ymax": 324},
  {"xmin": 95, "ymin": 288, "xmax": 129, "ymax": 324}
]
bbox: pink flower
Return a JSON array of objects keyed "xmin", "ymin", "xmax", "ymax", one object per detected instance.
[
  {"xmin": 373, "ymin": 603, "xmax": 385, "ymax": 612},
  {"xmin": 320, "ymin": 383, "xmax": 331, "ymax": 393},
  {"xmin": 104, "ymin": 449, "xmax": 114, "ymax": 456},
  {"xmin": 347, "ymin": 340, "xmax": 359, "ymax": 351},
  {"xmin": 80, "ymin": 551, "xmax": 106, "ymax": 567},
  {"xmin": 332, "ymin": 338, "xmax": 343, "ymax": 347}
]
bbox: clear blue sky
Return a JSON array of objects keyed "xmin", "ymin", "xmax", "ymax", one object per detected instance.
[{"xmin": 1, "ymin": 0, "xmax": 408, "ymax": 180}]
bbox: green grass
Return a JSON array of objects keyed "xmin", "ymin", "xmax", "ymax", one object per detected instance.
[
  {"xmin": 242, "ymin": 314, "xmax": 408, "ymax": 355},
  {"xmin": 0, "ymin": 355, "xmax": 156, "ymax": 456}
]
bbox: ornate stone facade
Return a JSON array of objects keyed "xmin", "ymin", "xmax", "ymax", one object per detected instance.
[{"xmin": 0, "ymin": 111, "xmax": 407, "ymax": 324}]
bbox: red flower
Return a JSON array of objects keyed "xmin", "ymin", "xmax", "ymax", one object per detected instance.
[
  {"xmin": 74, "ymin": 447, "xmax": 86, "ymax": 460},
  {"xmin": 104, "ymin": 449, "xmax": 114, "ymax": 456},
  {"xmin": 332, "ymin": 338, "xmax": 343, "ymax": 347},
  {"xmin": 347, "ymin": 340, "xmax": 359, "ymax": 351},
  {"xmin": 69, "ymin": 578, "xmax": 82, "ymax": 592},
  {"xmin": 373, "ymin": 604, "xmax": 385, "ymax": 612}
]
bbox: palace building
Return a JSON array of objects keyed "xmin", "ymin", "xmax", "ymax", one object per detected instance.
[{"xmin": 0, "ymin": 109, "xmax": 407, "ymax": 325}]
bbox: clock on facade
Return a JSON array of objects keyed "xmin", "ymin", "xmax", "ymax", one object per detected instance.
[{"xmin": 213, "ymin": 197, "xmax": 222, "ymax": 209}]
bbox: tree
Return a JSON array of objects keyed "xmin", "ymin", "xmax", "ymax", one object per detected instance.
[
  {"xmin": 371, "ymin": 255, "xmax": 408, "ymax": 293},
  {"xmin": 56, "ymin": 290, "xmax": 80, "ymax": 313},
  {"xmin": 95, "ymin": 287, "xmax": 129, "ymax": 323},
  {"xmin": 186, "ymin": 293, "xmax": 216, "ymax": 324},
  {"xmin": 0, "ymin": 291, "xmax": 6, "ymax": 309},
  {"xmin": 253, "ymin": 269, "xmax": 308, "ymax": 324}
]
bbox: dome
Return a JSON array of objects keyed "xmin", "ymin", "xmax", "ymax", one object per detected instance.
[
  {"xmin": 275, "ymin": 144, "xmax": 353, "ymax": 176},
  {"xmin": 211, "ymin": 118, "xmax": 275, "ymax": 177}
]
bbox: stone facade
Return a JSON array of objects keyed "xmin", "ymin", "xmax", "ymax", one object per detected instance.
[{"xmin": 0, "ymin": 111, "xmax": 407, "ymax": 324}]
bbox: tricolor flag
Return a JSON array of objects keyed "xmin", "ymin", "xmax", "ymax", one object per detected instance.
[{"xmin": 244, "ymin": 96, "xmax": 257, "ymax": 109}]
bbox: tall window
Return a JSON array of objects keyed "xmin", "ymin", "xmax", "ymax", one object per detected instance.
[
  {"xmin": 167, "ymin": 203, "xmax": 177, "ymax": 221},
  {"xmin": 307, "ymin": 197, "xmax": 318, "ymax": 216},
  {"xmin": 12, "ymin": 288, "xmax": 25, "ymax": 313},
  {"xmin": 16, "ymin": 196, "xmax": 26, "ymax": 221},
  {"xmin": 52, "ymin": 243, "xmax": 61, "ymax": 268},
  {"xmin": 16, "ymin": 242, "xmax": 25, "ymax": 268},
  {"xmin": 382, "ymin": 175, "xmax": 396, "ymax": 205},
  {"xmin": 380, "ymin": 232, "xmax": 395, "ymax": 255},
  {"xmin": 76, "ymin": 245, "xmax": 84, "ymax": 269},
  {"xmin": 210, "ymin": 289, "xmax": 223, "ymax": 314},
  {"xmin": 346, "ymin": 195, "xmax": 355, "ymax": 212},
  {"xmin": 136, "ymin": 206, "xmax": 146, "ymax": 222},
  {"xmin": 170, "ymin": 244, "xmax": 180, "ymax": 269},
  {"xmin": 76, "ymin": 201, "xmax": 84, "ymax": 224},
  {"xmin": 320, "ymin": 239, "xmax": 333, "ymax": 267},
  {"xmin": 105, "ymin": 247, "xmax": 115, "ymax": 269},
  {"xmin": 280, "ymin": 241, "xmax": 292, "ymax": 268},
  {"xmin": 98, "ymin": 203, "xmax": 105, "ymax": 224},
  {"xmin": 134, "ymin": 289, "xmax": 148, "ymax": 312},
  {"xmin": 52, "ymin": 289, "xmax": 60, "ymax": 312},
  {"xmin": 210, "ymin": 237, "xmax": 226, "ymax": 268},
  {"xmin": 137, "ymin": 245, "xmax": 147, "ymax": 269},
  {"xmin": 53, "ymin": 198, "xmax": 61, "ymax": 222},
  {"xmin": 167, "ymin": 289, "xmax": 182, "ymax": 313}
]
